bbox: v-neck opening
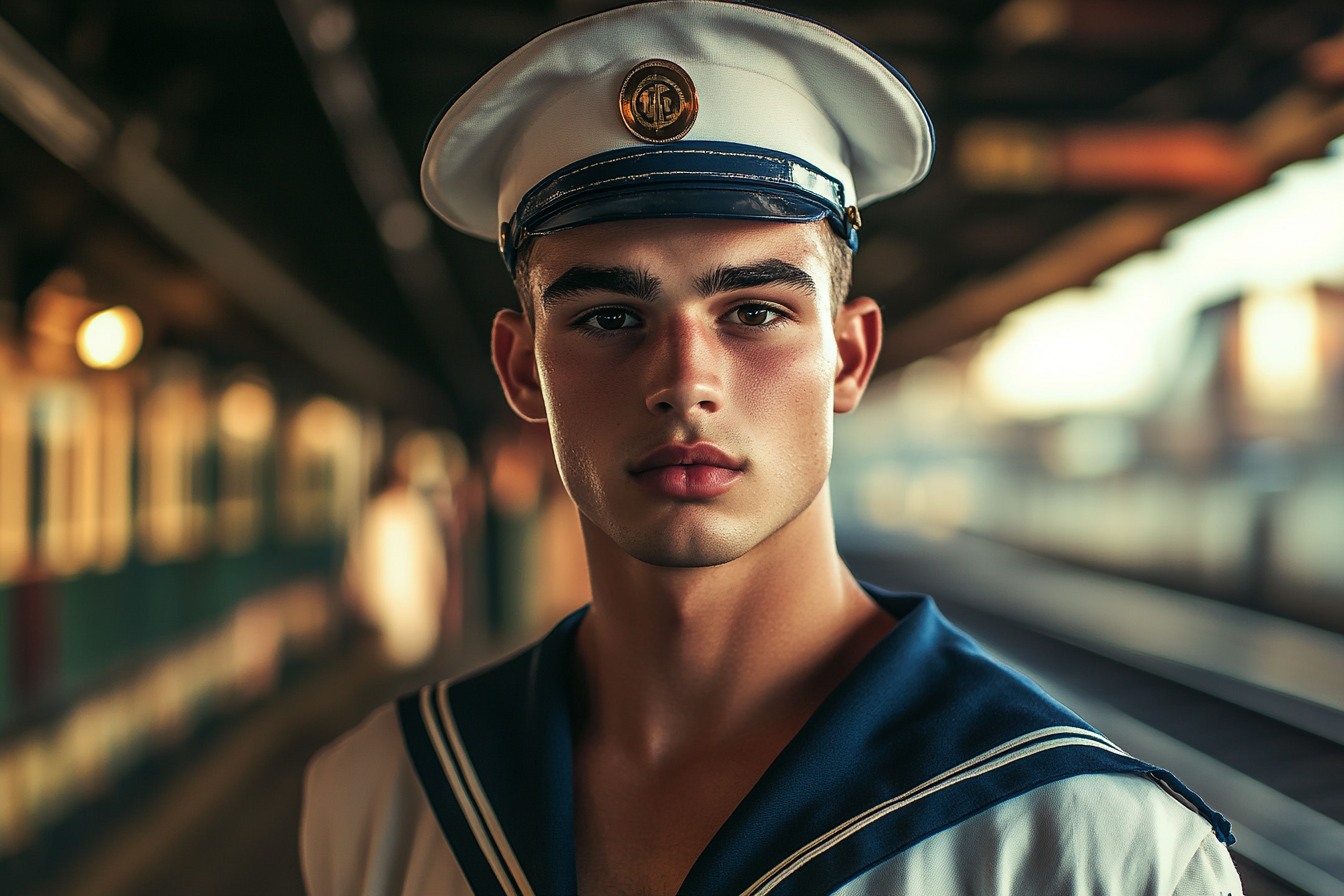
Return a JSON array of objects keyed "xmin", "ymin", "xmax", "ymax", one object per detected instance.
[
  {"xmin": 559, "ymin": 586, "xmax": 922, "ymax": 896},
  {"xmin": 405, "ymin": 585, "xmax": 1201, "ymax": 896}
]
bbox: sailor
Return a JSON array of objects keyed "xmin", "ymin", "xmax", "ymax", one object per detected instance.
[{"xmin": 300, "ymin": 2, "xmax": 1244, "ymax": 894}]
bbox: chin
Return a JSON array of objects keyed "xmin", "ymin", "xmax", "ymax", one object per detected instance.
[
  {"xmin": 602, "ymin": 495, "xmax": 811, "ymax": 569},
  {"xmin": 614, "ymin": 528, "xmax": 755, "ymax": 569}
]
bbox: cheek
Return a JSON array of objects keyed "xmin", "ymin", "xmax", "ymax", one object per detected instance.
[
  {"xmin": 733, "ymin": 331, "xmax": 837, "ymax": 430},
  {"xmin": 730, "ymin": 332, "xmax": 837, "ymax": 492},
  {"xmin": 533, "ymin": 341, "xmax": 620, "ymax": 493},
  {"xmin": 533, "ymin": 335, "xmax": 591, "ymax": 416}
]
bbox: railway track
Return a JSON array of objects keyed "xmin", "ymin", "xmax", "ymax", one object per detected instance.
[{"xmin": 843, "ymin": 530, "xmax": 1344, "ymax": 896}]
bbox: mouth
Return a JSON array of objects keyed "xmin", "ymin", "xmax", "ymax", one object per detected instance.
[{"xmin": 629, "ymin": 442, "xmax": 745, "ymax": 499}]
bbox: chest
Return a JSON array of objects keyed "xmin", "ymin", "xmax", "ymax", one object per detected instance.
[{"xmin": 572, "ymin": 741, "xmax": 783, "ymax": 896}]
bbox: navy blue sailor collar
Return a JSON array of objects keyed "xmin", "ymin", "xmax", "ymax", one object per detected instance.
[{"xmin": 398, "ymin": 586, "xmax": 1231, "ymax": 896}]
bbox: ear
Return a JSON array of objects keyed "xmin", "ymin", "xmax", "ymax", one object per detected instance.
[
  {"xmin": 833, "ymin": 296, "xmax": 882, "ymax": 414},
  {"xmin": 492, "ymin": 309, "xmax": 547, "ymax": 423}
]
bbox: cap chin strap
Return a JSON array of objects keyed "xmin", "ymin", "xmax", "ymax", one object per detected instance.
[{"xmin": 500, "ymin": 141, "xmax": 860, "ymax": 272}]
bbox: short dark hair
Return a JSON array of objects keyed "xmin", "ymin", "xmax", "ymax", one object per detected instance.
[
  {"xmin": 512, "ymin": 222, "xmax": 854, "ymax": 321},
  {"xmin": 822, "ymin": 227, "xmax": 853, "ymax": 313}
]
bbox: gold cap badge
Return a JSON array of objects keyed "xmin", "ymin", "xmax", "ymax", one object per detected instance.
[{"xmin": 619, "ymin": 59, "xmax": 698, "ymax": 143}]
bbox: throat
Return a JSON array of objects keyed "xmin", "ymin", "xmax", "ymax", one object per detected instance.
[
  {"xmin": 574, "ymin": 557, "xmax": 893, "ymax": 759},
  {"xmin": 572, "ymin": 699, "xmax": 802, "ymax": 896},
  {"xmin": 570, "ymin": 578, "xmax": 896, "ymax": 896}
]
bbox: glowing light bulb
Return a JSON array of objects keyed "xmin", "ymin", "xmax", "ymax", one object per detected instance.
[
  {"xmin": 218, "ymin": 381, "xmax": 277, "ymax": 442},
  {"xmin": 294, "ymin": 396, "xmax": 355, "ymax": 453},
  {"xmin": 76, "ymin": 306, "xmax": 143, "ymax": 370}
]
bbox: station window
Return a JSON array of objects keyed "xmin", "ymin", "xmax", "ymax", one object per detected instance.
[{"xmin": 136, "ymin": 362, "xmax": 210, "ymax": 563}]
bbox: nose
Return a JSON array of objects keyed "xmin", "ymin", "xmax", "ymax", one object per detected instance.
[{"xmin": 644, "ymin": 313, "xmax": 723, "ymax": 417}]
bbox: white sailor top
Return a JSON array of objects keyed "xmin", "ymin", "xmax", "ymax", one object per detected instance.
[{"xmin": 301, "ymin": 588, "xmax": 1244, "ymax": 896}]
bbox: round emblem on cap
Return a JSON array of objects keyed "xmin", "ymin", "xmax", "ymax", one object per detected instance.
[{"xmin": 619, "ymin": 59, "xmax": 698, "ymax": 143}]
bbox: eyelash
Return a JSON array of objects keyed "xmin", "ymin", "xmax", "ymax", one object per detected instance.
[{"xmin": 571, "ymin": 302, "xmax": 792, "ymax": 335}]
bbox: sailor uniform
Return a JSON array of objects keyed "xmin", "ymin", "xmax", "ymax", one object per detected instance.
[
  {"xmin": 301, "ymin": 589, "xmax": 1242, "ymax": 895},
  {"xmin": 303, "ymin": 3, "xmax": 1242, "ymax": 893}
]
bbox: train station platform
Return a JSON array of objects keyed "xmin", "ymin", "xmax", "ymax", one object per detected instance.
[
  {"xmin": 8, "ymin": 630, "xmax": 528, "ymax": 896},
  {"xmin": 4, "ymin": 531, "xmax": 1338, "ymax": 896}
]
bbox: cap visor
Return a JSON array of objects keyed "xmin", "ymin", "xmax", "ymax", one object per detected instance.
[{"xmin": 527, "ymin": 184, "xmax": 834, "ymax": 236}]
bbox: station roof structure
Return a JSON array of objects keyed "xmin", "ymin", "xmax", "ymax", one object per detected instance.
[{"xmin": 1, "ymin": 0, "xmax": 1342, "ymax": 432}]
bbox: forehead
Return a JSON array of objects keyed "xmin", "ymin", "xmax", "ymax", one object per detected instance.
[{"xmin": 525, "ymin": 218, "xmax": 833, "ymax": 285}]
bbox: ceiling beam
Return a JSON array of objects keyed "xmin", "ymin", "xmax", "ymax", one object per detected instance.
[
  {"xmin": 0, "ymin": 15, "xmax": 452, "ymax": 421},
  {"xmin": 956, "ymin": 120, "xmax": 1265, "ymax": 194},
  {"xmin": 881, "ymin": 193, "xmax": 1214, "ymax": 372},
  {"xmin": 882, "ymin": 86, "xmax": 1344, "ymax": 373},
  {"xmin": 275, "ymin": 0, "xmax": 497, "ymax": 432}
]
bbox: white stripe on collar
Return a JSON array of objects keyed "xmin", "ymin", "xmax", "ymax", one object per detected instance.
[
  {"xmin": 742, "ymin": 725, "xmax": 1129, "ymax": 896},
  {"xmin": 419, "ymin": 683, "xmax": 537, "ymax": 896}
]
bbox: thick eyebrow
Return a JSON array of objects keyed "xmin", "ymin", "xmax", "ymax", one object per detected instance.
[
  {"xmin": 694, "ymin": 259, "xmax": 816, "ymax": 298},
  {"xmin": 541, "ymin": 265, "xmax": 662, "ymax": 307}
]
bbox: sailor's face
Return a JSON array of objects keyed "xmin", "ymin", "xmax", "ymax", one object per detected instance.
[{"xmin": 502, "ymin": 218, "xmax": 850, "ymax": 568}]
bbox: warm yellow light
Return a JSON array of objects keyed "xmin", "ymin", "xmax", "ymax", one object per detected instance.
[
  {"xmin": 75, "ymin": 306, "xmax": 142, "ymax": 370},
  {"xmin": 1241, "ymin": 284, "xmax": 1321, "ymax": 413},
  {"xmin": 218, "ymin": 381, "xmax": 276, "ymax": 443},
  {"xmin": 349, "ymin": 489, "xmax": 445, "ymax": 667},
  {"xmin": 293, "ymin": 396, "xmax": 355, "ymax": 454}
]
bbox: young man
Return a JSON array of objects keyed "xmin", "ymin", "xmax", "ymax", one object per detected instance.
[{"xmin": 301, "ymin": 3, "xmax": 1243, "ymax": 894}]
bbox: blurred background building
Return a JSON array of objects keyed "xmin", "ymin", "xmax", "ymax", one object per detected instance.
[{"xmin": 0, "ymin": 1, "xmax": 1342, "ymax": 894}]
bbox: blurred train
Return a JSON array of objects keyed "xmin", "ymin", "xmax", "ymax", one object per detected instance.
[
  {"xmin": 0, "ymin": 269, "xmax": 382, "ymax": 859},
  {"xmin": 835, "ymin": 143, "xmax": 1344, "ymax": 635}
]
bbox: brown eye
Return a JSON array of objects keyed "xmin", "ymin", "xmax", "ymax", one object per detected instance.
[
  {"xmin": 592, "ymin": 309, "xmax": 633, "ymax": 330},
  {"xmin": 736, "ymin": 306, "xmax": 774, "ymax": 326}
]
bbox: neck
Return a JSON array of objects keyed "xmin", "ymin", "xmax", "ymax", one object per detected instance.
[{"xmin": 573, "ymin": 483, "xmax": 892, "ymax": 765}]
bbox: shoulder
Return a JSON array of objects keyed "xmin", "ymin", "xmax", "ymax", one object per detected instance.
[
  {"xmin": 306, "ymin": 702, "xmax": 407, "ymax": 792},
  {"xmin": 301, "ymin": 703, "xmax": 470, "ymax": 896},
  {"xmin": 303, "ymin": 703, "xmax": 419, "ymax": 847},
  {"xmin": 837, "ymin": 773, "xmax": 1242, "ymax": 896}
]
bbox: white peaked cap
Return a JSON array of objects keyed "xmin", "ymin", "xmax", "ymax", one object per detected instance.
[{"xmin": 421, "ymin": 0, "xmax": 934, "ymax": 269}]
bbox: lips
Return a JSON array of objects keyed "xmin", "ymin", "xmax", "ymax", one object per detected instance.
[{"xmin": 629, "ymin": 442, "xmax": 745, "ymax": 499}]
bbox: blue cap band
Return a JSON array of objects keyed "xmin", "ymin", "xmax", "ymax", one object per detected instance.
[{"xmin": 502, "ymin": 141, "xmax": 859, "ymax": 272}]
